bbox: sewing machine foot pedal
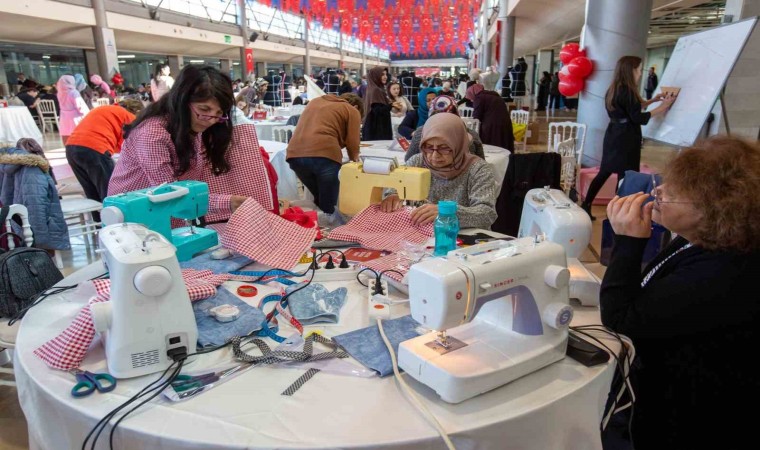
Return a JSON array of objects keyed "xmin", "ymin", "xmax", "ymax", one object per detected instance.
[{"xmin": 425, "ymin": 336, "xmax": 467, "ymax": 355}]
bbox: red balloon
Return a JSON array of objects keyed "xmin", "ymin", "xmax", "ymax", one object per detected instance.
[
  {"xmin": 559, "ymin": 65, "xmax": 571, "ymax": 80},
  {"xmin": 567, "ymin": 56, "xmax": 593, "ymax": 78},
  {"xmin": 559, "ymin": 43, "xmax": 586, "ymax": 65},
  {"xmin": 559, "ymin": 76, "xmax": 584, "ymax": 96}
]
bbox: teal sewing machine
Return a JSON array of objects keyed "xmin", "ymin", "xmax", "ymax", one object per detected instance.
[{"xmin": 101, "ymin": 181, "xmax": 218, "ymax": 261}]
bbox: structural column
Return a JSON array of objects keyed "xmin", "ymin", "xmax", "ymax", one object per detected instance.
[
  {"xmin": 339, "ymin": 33, "xmax": 344, "ymax": 69},
  {"xmin": 361, "ymin": 42, "xmax": 367, "ymax": 76},
  {"xmin": 220, "ymin": 59, "xmax": 233, "ymax": 79},
  {"xmin": 237, "ymin": 0, "xmax": 251, "ymax": 80},
  {"xmin": 524, "ymin": 54, "xmax": 536, "ymax": 97},
  {"xmin": 91, "ymin": 0, "xmax": 119, "ymax": 78},
  {"xmin": 577, "ymin": 0, "xmax": 653, "ymax": 167},
  {"xmin": 168, "ymin": 55, "xmax": 183, "ymax": 77},
  {"xmin": 303, "ymin": 14, "xmax": 312, "ymax": 77},
  {"xmin": 497, "ymin": 0, "xmax": 514, "ymax": 74}
]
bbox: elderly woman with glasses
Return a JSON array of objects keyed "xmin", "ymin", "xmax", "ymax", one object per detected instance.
[
  {"xmin": 380, "ymin": 113, "xmax": 497, "ymax": 229},
  {"xmin": 601, "ymin": 136, "xmax": 760, "ymax": 450},
  {"xmin": 109, "ymin": 65, "xmax": 249, "ymax": 215}
]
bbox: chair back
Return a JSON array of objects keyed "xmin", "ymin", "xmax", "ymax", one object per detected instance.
[
  {"xmin": 554, "ymin": 137, "xmax": 579, "ymax": 195},
  {"xmin": 548, "ymin": 121, "xmax": 587, "ymax": 163},
  {"xmin": 272, "ymin": 125, "xmax": 296, "ymax": 143},
  {"xmin": 458, "ymin": 106, "xmax": 474, "ymax": 118},
  {"xmin": 94, "ymin": 98, "xmax": 110, "ymax": 108},
  {"xmin": 3, "ymin": 204, "xmax": 34, "ymax": 250},
  {"xmin": 37, "ymin": 99, "xmax": 57, "ymax": 116},
  {"xmin": 462, "ymin": 118, "xmax": 480, "ymax": 135},
  {"xmin": 510, "ymin": 110, "xmax": 530, "ymax": 125}
]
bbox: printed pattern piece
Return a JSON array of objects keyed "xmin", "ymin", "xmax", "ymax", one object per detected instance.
[
  {"xmin": 328, "ymin": 205, "xmax": 433, "ymax": 252},
  {"xmin": 33, "ymin": 269, "xmax": 247, "ymax": 371},
  {"xmin": 221, "ymin": 198, "xmax": 317, "ymax": 269}
]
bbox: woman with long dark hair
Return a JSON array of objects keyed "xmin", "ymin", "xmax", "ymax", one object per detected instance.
[
  {"xmin": 581, "ymin": 56, "xmax": 674, "ymax": 219},
  {"xmin": 109, "ymin": 65, "xmax": 248, "ymax": 215},
  {"xmin": 150, "ymin": 63, "xmax": 175, "ymax": 102},
  {"xmin": 361, "ymin": 67, "xmax": 393, "ymax": 141}
]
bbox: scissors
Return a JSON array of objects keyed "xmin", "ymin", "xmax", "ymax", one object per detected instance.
[
  {"xmin": 70, "ymin": 368, "xmax": 117, "ymax": 398},
  {"xmin": 171, "ymin": 365, "xmax": 246, "ymax": 393}
]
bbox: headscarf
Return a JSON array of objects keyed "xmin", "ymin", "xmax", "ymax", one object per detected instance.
[
  {"xmin": 363, "ymin": 66, "xmax": 389, "ymax": 115},
  {"xmin": 416, "ymin": 86, "xmax": 441, "ymax": 127},
  {"xmin": 74, "ymin": 73, "xmax": 87, "ymax": 92},
  {"xmin": 465, "ymin": 83, "xmax": 484, "ymax": 102},
  {"xmin": 90, "ymin": 74, "xmax": 112, "ymax": 95},
  {"xmin": 420, "ymin": 113, "xmax": 477, "ymax": 180},
  {"xmin": 56, "ymin": 75, "xmax": 77, "ymax": 104},
  {"xmin": 428, "ymin": 95, "xmax": 458, "ymax": 117}
]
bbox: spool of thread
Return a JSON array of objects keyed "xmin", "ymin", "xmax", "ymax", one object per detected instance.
[{"xmin": 363, "ymin": 158, "xmax": 394, "ymax": 175}]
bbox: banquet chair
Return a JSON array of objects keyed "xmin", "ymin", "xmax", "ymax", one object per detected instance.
[
  {"xmin": 36, "ymin": 99, "xmax": 59, "ymax": 134},
  {"xmin": 94, "ymin": 98, "xmax": 110, "ymax": 108},
  {"xmin": 462, "ymin": 118, "xmax": 480, "ymax": 135},
  {"xmin": 511, "ymin": 110, "xmax": 530, "ymax": 153},
  {"xmin": 272, "ymin": 125, "xmax": 296, "ymax": 144},
  {"xmin": 458, "ymin": 106, "xmax": 474, "ymax": 118},
  {"xmin": 58, "ymin": 197, "xmax": 103, "ymax": 269},
  {"xmin": 548, "ymin": 121, "xmax": 587, "ymax": 159}
]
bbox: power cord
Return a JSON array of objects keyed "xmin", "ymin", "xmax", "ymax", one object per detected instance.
[{"xmin": 377, "ymin": 318, "xmax": 456, "ymax": 450}]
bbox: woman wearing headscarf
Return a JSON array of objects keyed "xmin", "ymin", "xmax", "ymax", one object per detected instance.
[
  {"xmin": 416, "ymin": 86, "xmax": 441, "ymax": 128},
  {"xmin": 57, "ymin": 75, "xmax": 90, "ymax": 145},
  {"xmin": 404, "ymin": 95, "xmax": 484, "ymax": 161},
  {"xmin": 74, "ymin": 73, "xmax": 94, "ymax": 109},
  {"xmin": 472, "ymin": 83, "xmax": 514, "ymax": 151},
  {"xmin": 361, "ymin": 67, "xmax": 392, "ymax": 141},
  {"xmin": 380, "ymin": 113, "xmax": 497, "ymax": 229}
]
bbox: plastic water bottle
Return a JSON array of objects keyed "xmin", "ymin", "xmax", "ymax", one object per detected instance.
[{"xmin": 434, "ymin": 201, "xmax": 459, "ymax": 256}]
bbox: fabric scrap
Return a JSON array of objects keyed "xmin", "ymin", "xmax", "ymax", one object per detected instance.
[
  {"xmin": 193, "ymin": 287, "xmax": 265, "ymax": 347},
  {"xmin": 327, "ymin": 205, "xmax": 434, "ymax": 252}
]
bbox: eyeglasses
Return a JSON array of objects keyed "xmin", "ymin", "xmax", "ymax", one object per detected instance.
[
  {"xmin": 650, "ymin": 174, "xmax": 693, "ymax": 206},
  {"xmin": 421, "ymin": 145, "xmax": 454, "ymax": 155},
  {"xmin": 190, "ymin": 105, "xmax": 229, "ymax": 123}
]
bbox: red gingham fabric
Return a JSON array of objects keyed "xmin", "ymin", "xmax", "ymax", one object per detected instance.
[
  {"xmin": 203, "ymin": 123, "xmax": 279, "ymax": 222},
  {"xmin": 358, "ymin": 252, "xmax": 418, "ymax": 282},
  {"xmin": 328, "ymin": 205, "xmax": 434, "ymax": 252},
  {"xmin": 33, "ymin": 269, "xmax": 245, "ymax": 371},
  {"xmin": 108, "ymin": 117, "xmax": 232, "ymax": 225},
  {"xmin": 221, "ymin": 198, "xmax": 316, "ymax": 270}
]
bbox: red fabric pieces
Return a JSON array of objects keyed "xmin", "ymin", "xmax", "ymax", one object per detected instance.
[
  {"xmin": 221, "ymin": 198, "xmax": 317, "ymax": 270},
  {"xmin": 33, "ymin": 269, "xmax": 248, "ymax": 371},
  {"xmin": 281, "ymin": 206, "xmax": 322, "ymax": 240},
  {"xmin": 328, "ymin": 205, "xmax": 434, "ymax": 252}
]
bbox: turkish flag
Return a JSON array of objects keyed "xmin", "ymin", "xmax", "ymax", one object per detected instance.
[{"xmin": 245, "ymin": 48, "xmax": 254, "ymax": 74}]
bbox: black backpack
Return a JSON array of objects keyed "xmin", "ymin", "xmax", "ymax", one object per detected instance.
[{"xmin": 0, "ymin": 223, "xmax": 63, "ymax": 318}]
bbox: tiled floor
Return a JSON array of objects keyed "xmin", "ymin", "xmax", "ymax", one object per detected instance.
[{"xmin": 0, "ymin": 109, "xmax": 679, "ymax": 450}]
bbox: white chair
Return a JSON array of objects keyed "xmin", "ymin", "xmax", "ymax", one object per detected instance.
[
  {"xmin": 289, "ymin": 104, "xmax": 306, "ymax": 116},
  {"xmin": 548, "ymin": 121, "xmax": 587, "ymax": 159},
  {"xmin": 272, "ymin": 125, "xmax": 297, "ymax": 144},
  {"xmin": 458, "ymin": 105, "xmax": 474, "ymax": 118},
  {"xmin": 58, "ymin": 197, "xmax": 103, "ymax": 269},
  {"xmin": 462, "ymin": 118, "xmax": 480, "ymax": 135},
  {"xmin": 553, "ymin": 137, "xmax": 580, "ymax": 195},
  {"xmin": 94, "ymin": 98, "xmax": 110, "ymax": 108},
  {"xmin": 36, "ymin": 99, "xmax": 59, "ymax": 134},
  {"xmin": 511, "ymin": 110, "xmax": 530, "ymax": 153},
  {"xmin": 1, "ymin": 204, "xmax": 35, "ymax": 380}
]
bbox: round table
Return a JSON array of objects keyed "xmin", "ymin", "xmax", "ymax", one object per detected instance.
[
  {"xmin": 0, "ymin": 106, "xmax": 43, "ymax": 146},
  {"xmin": 15, "ymin": 258, "xmax": 615, "ymax": 450}
]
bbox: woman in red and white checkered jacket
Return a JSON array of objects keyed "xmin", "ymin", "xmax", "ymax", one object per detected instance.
[{"xmin": 108, "ymin": 65, "xmax": 253, "ymax": 219}]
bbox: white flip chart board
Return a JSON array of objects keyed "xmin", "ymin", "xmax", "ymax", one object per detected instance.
[{"xmin": 642, "ymin": 17, "xmax": 758, "ymax": 147}]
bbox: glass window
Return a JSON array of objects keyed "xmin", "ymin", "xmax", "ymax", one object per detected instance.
[
  {"xmin": 1, "ymin": 42, "xmax": 86, "ymax": 87},
  {"xmin": 116, "ymin": 53, "xmax": 170, "ymax": 89}
]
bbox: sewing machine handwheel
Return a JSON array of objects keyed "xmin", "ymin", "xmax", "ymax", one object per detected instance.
[
  {"xmin": 133, "ymin": 266, "xmax": 173, "ymax": 297},
  {"xmin": 544, "ymin": 265, "xmax": 570, "ymax": 289}
]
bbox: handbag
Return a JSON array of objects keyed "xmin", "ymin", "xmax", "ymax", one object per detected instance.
[{"xmin": 0, "ymin": 231, "xmax": 63, "ymax": 318}]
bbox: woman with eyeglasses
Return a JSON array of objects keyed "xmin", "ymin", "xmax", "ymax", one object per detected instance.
[
  {"xmin": 109, "ymin": 65, "xmax": 248, "ymax": 216},
  {"xmin": 380, "ymin": 113, "xmax": 497, "ymax": 229},
  {"xmin": 580, "ymin": 55, "xmax": 675, "ymax": 219},
  {"xmin": 601, "ymin": 136, "xmax": 760, "ymax": 449}
]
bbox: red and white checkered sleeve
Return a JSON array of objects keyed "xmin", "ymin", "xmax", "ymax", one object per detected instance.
[
  {"xmin": 209, "ymin": 195, "xmax": 232, "ymax": 216},
  {"xmin": 132, "ymin": 120, "xmax": 181, "ymax": 188}
]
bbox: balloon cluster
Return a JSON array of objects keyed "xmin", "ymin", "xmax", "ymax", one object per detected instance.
[
  {"xmin": 558, "ymin": 43, "xmax": 594, "ymax": 97},
  {"xmin": 111, "ymin": 72, "xmax": 124, "ymax": 86}
]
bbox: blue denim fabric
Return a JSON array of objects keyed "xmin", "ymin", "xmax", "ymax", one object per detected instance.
[
  {"xmin": 285, "ymin": 283, "xmax": 347, "ymax": 325},
  {"xmin": 179, "ymin": 251, "xmax": 253, "ymax": 273},
  {"xmin": 193, "ymin": 287, "xmax": 265, "ymax": 347},
  {"xmin": 333, "ymin": 315, "xmax": 422, "ymax": 377},
  {"xmin": 287, "ymin": 157, "xmax": 342, "ymax": 214}
]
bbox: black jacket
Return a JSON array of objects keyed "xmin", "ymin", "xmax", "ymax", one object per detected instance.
[{"xmin": 602, "ymin": 235, "xmax": 760, "ymax": 449}]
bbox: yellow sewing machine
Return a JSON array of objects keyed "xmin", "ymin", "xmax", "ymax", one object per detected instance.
[{"xmin": 338, "ymin": 157, "xmax": 431, "ymax": 216}]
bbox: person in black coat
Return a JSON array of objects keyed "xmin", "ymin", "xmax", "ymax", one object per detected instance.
[
  {"xmin": 471, "ymin": 84, "xmax": 514, "ymax": 152},
  {"xmin": 549, "ymin": 72, "xmax": 561, "ymax": 110},
  {"xmin": 536, "ymin": 71, "xmax": 551, "ymax": 111},
  {"xmin": 581, "ymin": 56, "xmax": 674, "ymax": 219},
  {"xmin": 601, "ymin": 136, "xmax": 760, "ymax": 450},
  {"xmin": 361, "ymin": 67, "xmax": 392, "ymax": 141},
  {"xmin": 645, "ymin": 67, "xmax": 658, "ymax": 100}
]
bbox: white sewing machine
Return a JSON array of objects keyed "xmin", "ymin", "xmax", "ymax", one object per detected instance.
[
  {"xmin": 338, "ymin": 157, "xmax": 431, "ymax": 216},
  {"xmin": 398, "ymin": 238, "xmax": 574, "ymax": 403},
  {"xmin": 518, "ymin": 187, "xmax": 601, "ymax": 306},
  {"xmin": 91, "ymin": 223, "xmax": 198, "ymax": 378}
]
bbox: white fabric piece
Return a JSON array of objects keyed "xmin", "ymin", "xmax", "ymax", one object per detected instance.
[
  {"xmin": 305, "ymin": 76, "xmax": 326, "ymax": 99},
  {"xmin": 258, "ymin": 139, "xmax": 302, "ymax": 201},
  {"xmin": 0, "ymin": 106, "xmax": 43, "ymax": 146},
  {"xmin": 16, "ymin": 260, "xmax": 615, "ymax": 450}
]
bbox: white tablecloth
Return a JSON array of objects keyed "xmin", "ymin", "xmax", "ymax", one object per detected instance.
[
  {"xmin": 253, "ymin": 118, "xmax": 290, "ymax": 141},
  {"xmin": 15, "ymin": 257, "xmax": 615, "ymax": 450},
  {"xmin": 0, "ymin": 106, "xmax": 43, "ymax": 146},
  {"xmin": 258, "ymin": 139, "xmax": 300, "ymax": 200}
]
